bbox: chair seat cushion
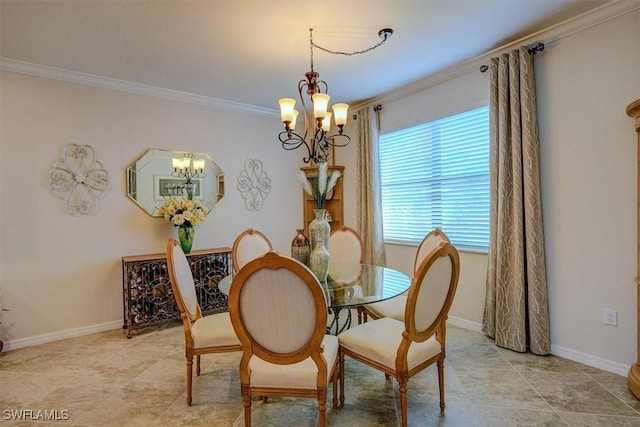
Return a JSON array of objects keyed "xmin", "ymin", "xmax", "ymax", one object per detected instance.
[
  {"xmin": 249, "ymin": 335, "xmax": 339, "ymax": 389},
  {"xmin": 365, "ymin": 295, "xmax": 407, "ymax": 321},
  {"xmin": 192, "ymin": 312, "xmax": 240, "ymax": 349},
  {"xmin": 338, "ymin": 317, "xmax": 441, "ymax": 370}
]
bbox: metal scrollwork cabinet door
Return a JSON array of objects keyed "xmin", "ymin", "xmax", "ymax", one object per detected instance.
[{"xmin": 121, "ymin": 247, "xmax": 232, "ymax": 338}]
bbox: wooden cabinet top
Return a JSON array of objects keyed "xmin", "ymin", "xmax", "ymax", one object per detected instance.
[
  {"xmin": 122, "ymin": 247, "xmax": 231, "ymax": 263},
  {"xmin": 301, "ymin": 165, "xmax": 345, "ymax": 175}
]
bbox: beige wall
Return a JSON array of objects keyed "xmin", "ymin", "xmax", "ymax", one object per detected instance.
[
  {"xmin": 0, "ymin": 72, "xmax": 304, "ymax": 344},
  {"xmin": 536, "ymin": 9, "xmax": 639, "ymax": 369},
  {"xmin": 1, "ymin": 7, "xmax": 639, "ymax": 377},
  {"xmin": 340, "ymin": 9, "xmax": 640, "ymax": 374}
]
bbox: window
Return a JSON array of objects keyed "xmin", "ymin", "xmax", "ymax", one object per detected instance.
[{"xmin": 379, "ymin": 106, "xmax": 489, "ymax": 251}]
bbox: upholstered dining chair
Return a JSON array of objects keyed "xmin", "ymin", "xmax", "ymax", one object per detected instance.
[
  {"xmin": 231, "ymin": 228, "xmax": 273, "ymax": 273},
  {"xmin": 338, "ymin": 242, "xmax": 460, "ymax": 427},
  {"xmin": 166, "ymin": 238, "xmax": 241, "ymax": 406},
  {"xmin": 360, "ymin": 228, "xmax": 450, "ymax": 322},
  {"xmin": 228, "ymin": 251, "xmax": 340, "ymax": 427},
  {"xmin": 328, "ymin": 225, "xmax": 364, "ymax": 264},
  {"xmin": 327, "ymin": 225, "xmax": 365, "ymax": 331}
]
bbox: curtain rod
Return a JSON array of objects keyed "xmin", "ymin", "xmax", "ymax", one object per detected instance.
[
  {"xmin": 352, "ymin": 104, "xmax": 382, "ymax": 120},
  {"xmin": 479, "ymin": 42, "xmax": 545, "ymax": 73}
]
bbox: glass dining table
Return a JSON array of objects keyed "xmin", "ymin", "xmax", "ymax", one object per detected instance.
[{"xmin": 218, "ymin": 262, "xmax": 411, "ymax": 334}]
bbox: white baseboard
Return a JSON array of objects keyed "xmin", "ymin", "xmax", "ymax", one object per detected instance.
[
  {"xmin": 550, "ymin": 343, "xmax": 631, "ymax": 377},
  {"xmin": 447, "ymin": 315, "xmax": 483, "ymax": 332},
  {"xmin": 2, "ymin": 320, "xmax": 123, "ymax": 352},
  {"xmin": 2, "ymin": 317, "xmax": 633, "ymax": 378},
  {"xmin": 447, "ymin": 316, "xmax": 630, "ymax": 377}
]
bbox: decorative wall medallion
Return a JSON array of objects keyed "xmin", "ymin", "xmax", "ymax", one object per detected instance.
[
  {"xmin": 236, "ymin": 159, "xmax": 271, "ymax": 211},
  {"xmin": 49, "ymin": 144, "xmax": 110, "ymax": 216}
]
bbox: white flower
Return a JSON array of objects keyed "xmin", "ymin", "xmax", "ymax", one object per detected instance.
[
  {"xmin": 158, "ymin": 197, "xmax": 208, "ymax": 228},
  {"xmin": 326, "ymin": 170, "xmax": 340, "ymax": 195},
  {"xmin": 298, "ymin": 170, "xmax": 314, "ymax": 196},
  {"xmin": 299, "ymin": 161, "xmax": 341, "ymax": 209},
  {"xmin": 318, "ymin": 161, "xmax": 328, "ymax": 196},
  {"xmin": 172, "ymin": 214, "xmax": 186, "ymax": 226}
]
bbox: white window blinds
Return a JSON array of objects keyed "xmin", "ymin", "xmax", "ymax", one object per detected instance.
[{"xmin": 379, "ymin": 106, "xmax": 489, "ymax": 251}]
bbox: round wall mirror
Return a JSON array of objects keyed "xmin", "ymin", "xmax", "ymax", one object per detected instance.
[{"xmin": 126, "ymin": 149, "xmax": 224, "ymax": 217}]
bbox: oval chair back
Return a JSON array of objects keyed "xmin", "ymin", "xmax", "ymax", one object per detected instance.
[
  {"xmin": 328, "ymin": 225, "xmax": 364, "ymax": 263},
  {"xmin": 413, "ymin": 228, "xmax": 450, "ymax": 275},
  {"xmin": 231, "ymin": 228, "xmax": 273, "ymax": 273}
]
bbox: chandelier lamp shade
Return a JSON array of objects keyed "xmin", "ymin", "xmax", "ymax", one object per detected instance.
[{"xmin": 278, "ymin": 27, "xmax": 393, "ymax": 164}]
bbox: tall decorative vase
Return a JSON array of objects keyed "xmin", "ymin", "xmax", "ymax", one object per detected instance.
[
  {"xmin": 309, "ymin": 240, "xmax": 330, "ymax": 285},
  {"xmin": 291, "ymin": 229, "xmax": 311, "ymax": 265},
  {"xmin": 178, "ymin": 225, "xmax": 195, "ymax": 253},
  {"xmin": 309, "ymin": 208, "xmax": 330, "ymax": 252}
]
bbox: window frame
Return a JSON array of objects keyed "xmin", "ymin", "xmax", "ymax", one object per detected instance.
[{"xmin": 378, "ymin": 105, "xmax": 490, "ymax": 253}]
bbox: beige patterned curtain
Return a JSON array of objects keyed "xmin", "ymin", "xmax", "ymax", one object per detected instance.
[
  {"xmin": 356, "ymin": 106, "xmax": 386, "ymax": 266},
  {"xmin": 482, "ymin": 48, "xmax": 550, "ymax": 355}
]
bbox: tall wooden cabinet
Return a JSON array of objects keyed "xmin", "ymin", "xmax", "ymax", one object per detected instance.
[
  {"xmin": 301, "ymin": 165, "xmax": 345, "ymax": 239},
  {"xmin": 628, "ymin": 98, "xmax": 640, "ymax": 400}
]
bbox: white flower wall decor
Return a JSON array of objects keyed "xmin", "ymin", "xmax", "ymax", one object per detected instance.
[
  {"xmin": 237, "ymin": 159, "xmax": 271, "ymax": 211},
  {"xmin": 49, "ymin": 144, "xmax": 110, "ymax": 216}
]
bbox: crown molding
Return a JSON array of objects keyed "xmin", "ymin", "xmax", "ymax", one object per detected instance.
[
  {"xmin": 2, "ymin": 0, "xmax": 638, "ymax": 116},
  {"xmin": 353, "ymin": 0, "xmax": 640, "ymax": 110},
  {"xmin": 0, "ymin": 57, "xmax": 279, "ymax": 118}
]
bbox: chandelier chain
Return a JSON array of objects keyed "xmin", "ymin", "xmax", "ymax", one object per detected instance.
[
  {"xmin": 309, "ymin": 29, "xmax": 314, "ymax": 71},
  {"xmin": 310, "ymin": 29, "xmax": 392, "ymax": 57}
]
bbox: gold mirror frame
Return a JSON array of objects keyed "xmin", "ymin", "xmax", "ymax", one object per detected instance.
[{"xmin": 126, "ymin": 149, "xmax": 225, "ymax": 217}]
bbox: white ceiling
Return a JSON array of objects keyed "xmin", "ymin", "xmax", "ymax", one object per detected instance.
[{"xmin": 0, "ymin": 0, "xmax": 616, "ymax": 112}]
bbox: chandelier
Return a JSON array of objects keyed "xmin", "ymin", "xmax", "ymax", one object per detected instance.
[
  {"xmin": 170, "ymin": 153, "xmax": 206, "ymax": 199},
  {"xmin": 278, "ymin": 28, "xmax": 393, "ymax": 164}
]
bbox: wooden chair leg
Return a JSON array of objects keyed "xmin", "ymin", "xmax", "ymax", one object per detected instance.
[
  {"xmin": 242, "ymin": 385, "xmax": 251, "ymax": 427},
  {"xmin": 196, "ymin": 354, "xmax": 201, "ymax": 376},
  {"xmin": 332, "ymin": 364, "xmax": 338, "ymax": 408},
  {"xmin": 186, "ymin": 356, "xmax": 193, "ymax": 406},
  {"xmin": 398, "ymin": 375, "xmax": 408, "ymax": 427},
  {"xmin": 318, "ymin": 387, "xmax": 327, "ymax": 427},
  {"xmin": 437, "ymin": 359, "xmax": 445, "ymax": 412},
  {"xmin": 339, "ymin": 350, "xmax": 345, "ymax": 407}
]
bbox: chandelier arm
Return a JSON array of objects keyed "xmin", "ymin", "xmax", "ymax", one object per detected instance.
[
  {"xmin": 297, "ymin": 79, "xmax": 313, "ymax": 141},
  {"xmin": 323, "ymin": 134, "xmax": 351, "ymax": 148},
  {"xmin": 298, "ymin": 78, "xmax": 310, "ymax": 98},
  {"xmin": 279, "ymin": 130, "xmax": 313, "ymax": 156},
  {"xmin": 171, "ymin": 170, "xmax": 206, "ymax": 181},
  {"xmin": 316, "ymin": 80, "xmax": 328, "ymax": 95},
  {"xmin": 279, "ymin": 131, "xmax": 308, "ymax": 148}
]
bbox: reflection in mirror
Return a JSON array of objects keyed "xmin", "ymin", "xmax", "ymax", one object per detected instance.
[{"xmin": 127, "ymin": 149, "xmax": 225, "ymax": 217}]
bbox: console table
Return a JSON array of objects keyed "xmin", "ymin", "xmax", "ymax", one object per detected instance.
[{"xmin": 122, "ymin": 247, "xmax": 232, "ymax": 337}]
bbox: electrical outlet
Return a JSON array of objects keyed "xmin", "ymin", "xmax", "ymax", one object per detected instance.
[{"xmin": 603, "ymin": 309, "xmax": 618, "ymax": 326}]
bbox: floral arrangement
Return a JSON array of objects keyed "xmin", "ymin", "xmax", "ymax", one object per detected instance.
[
  {"xmin": 298, "ymin": 161, "xmax": 341, "ymax": 209},
  {"xmin": 158, "ymin": 197, "xmax": 208, "ymax": 227}
]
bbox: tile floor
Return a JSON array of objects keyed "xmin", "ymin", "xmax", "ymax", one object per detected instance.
[{"xmin": 1, "ymin": 320, "xmax": 640, "ymax": 426}]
